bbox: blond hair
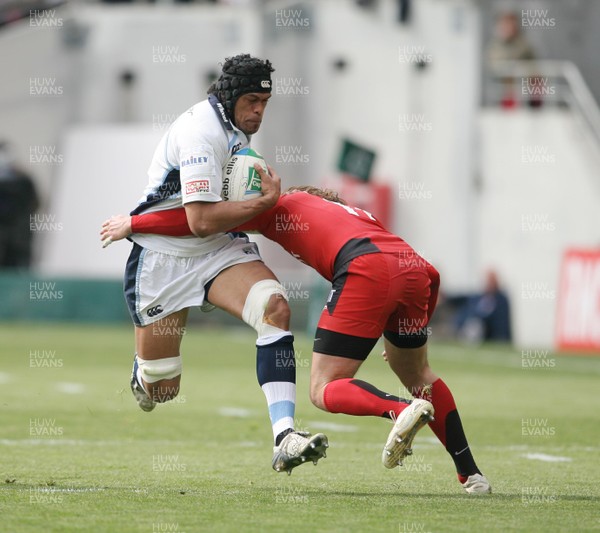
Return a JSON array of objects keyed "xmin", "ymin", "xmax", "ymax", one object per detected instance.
[{"xmin": 284, "ymin": 185, "xmax": 347, "ymax": 205}]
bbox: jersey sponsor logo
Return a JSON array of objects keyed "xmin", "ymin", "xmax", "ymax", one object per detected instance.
[
  {"xmin": 224, "ymin": 156, "xmax": 238, "ymax": 176},
  {"xmin": 147, "ymin": 305, "xmax": 164, "ymax": 317},
  {"xmin": 231, "ymin": 142, "xmax": 242, "ymax": 155},
  {"xmin": 185, "ymin": 179, "xmax": 210, "ymax": 195},
  {"xmin": 181, "ymin": 155, "xmax": 210, "ymax": 168},
  {"xmin": 261, "ymin": 80, "xmax": 271, "ymax": 89},
  {"xmin": 221, "ymin": 176, "xmax": 231, "ymax": 201}
]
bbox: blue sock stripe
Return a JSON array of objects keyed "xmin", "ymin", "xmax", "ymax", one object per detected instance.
[{"xmin": 268, "ymin": 400, "xmax": 296, "ymax": 424}]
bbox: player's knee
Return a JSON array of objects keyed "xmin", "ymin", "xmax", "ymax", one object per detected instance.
[
  {"xmin": 242, "ymin": 280, "xmax": 290, "ymax": 335},
  {"xmin": 309, "ymin": 381, "xmax": 328, "ymax": 411},
  {"xmin": 138, "ymin": 356, "xmax": 182, "ymax": 402},
  {"xmin": 310, "ymin": 392, "xmax": 327, "ymax": 412},
  {"xmin": 265, "ymin": 293, "xmax": 291, "ymax": 329}
]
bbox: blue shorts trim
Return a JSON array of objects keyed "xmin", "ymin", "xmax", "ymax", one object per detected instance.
[{"xmin": 124, "ymin": 243, "xmax": 145, "ymax": 326}]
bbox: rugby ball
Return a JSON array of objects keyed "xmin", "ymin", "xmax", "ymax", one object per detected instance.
[{"xmin": 221, "ymin": 148, "xmax": 267, "ymax": 201}]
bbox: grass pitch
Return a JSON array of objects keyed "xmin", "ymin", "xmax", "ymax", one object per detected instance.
[{"xmin": 1, "ymin": 323, "xmax": 599, "ymax": 532}]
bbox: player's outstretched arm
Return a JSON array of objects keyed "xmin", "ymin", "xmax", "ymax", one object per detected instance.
[
  {"xmin": 184, "ymin": 163, "xmax": 280, "ymax": 237},
  {"xmin": 101, "ymin": 165, "xmax": 282, "ymax": 245},
  {"xmin": 100, "ymin": 209, "xmax": 194, "ymax": 247}
]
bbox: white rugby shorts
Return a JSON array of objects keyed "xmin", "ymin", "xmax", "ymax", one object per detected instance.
[{"xmin": 124, "ymin": 233, "xmax": 261, "ymax": 326}]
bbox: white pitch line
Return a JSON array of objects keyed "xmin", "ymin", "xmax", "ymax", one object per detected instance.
[
  {"xmin": 55, "ymin": 382, "xmax": 86, "ymax": 394},
  {"xmin": 28, "ymin": 487, "xmax": 107, "ymax": 493},
  {"xmin": 308, "ymin": 421, "xmax": 358, "ymax": 433},
  {"xmin": 0, "ymin": 439, "xmax": 113, "ymax": 446},
  {"xmin": 217, "ymin": 407, "xmax": 254, "ymax": 418},
  {"xmin": 522, "ymin": 453, "xmax": 572, "ymax": 463}
]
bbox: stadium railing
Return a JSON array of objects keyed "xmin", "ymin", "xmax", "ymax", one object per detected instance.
[{"xmin": 484, "ymin": 60, "xmax": 600, "ymax": 148}]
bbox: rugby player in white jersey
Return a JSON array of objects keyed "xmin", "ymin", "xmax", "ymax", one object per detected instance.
[{"xmin": 110, "ymin": 54, "xmax": 327, "ymax": 474}]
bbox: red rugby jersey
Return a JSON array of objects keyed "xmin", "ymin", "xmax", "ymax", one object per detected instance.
[
  {"xmin": 236, "ymin": 191, "xmax": 407, "ymax": 280},
  {"xmin": 131, "ymin": 191, "xmax": 409, "ymax": 281}
]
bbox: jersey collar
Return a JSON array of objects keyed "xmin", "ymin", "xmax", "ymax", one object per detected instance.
[
  {"xmin": 208, "ymin": 94, "xmax": 236, "ymax": 131},
  {"xmin": 208, "ymin": 94, "xmax": 252, "ymax": 145}
]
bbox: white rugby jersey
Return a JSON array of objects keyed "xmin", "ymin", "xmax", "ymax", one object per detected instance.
[{"xmin": 130, "ymin": 95, "xmax": 250, "ymax": 256}]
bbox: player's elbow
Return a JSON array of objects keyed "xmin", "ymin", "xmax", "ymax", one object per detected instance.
[
  {"xmin": 189, "ymin": 219, "xmax": 217, "ymax": 238},
  {"xmin": 185, "ymin": 202, "xmax": 221, "ymax": 237}
]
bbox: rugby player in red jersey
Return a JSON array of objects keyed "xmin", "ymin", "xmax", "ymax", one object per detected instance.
[{"xmin": 101, "ymin": 166, "xmax": 491, "ymax": 494}]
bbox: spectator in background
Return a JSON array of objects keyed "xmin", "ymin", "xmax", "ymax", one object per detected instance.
[
  {"xmin": 0, "ymin": 141, "xmax": 39, "ymax": 269},
  {"xmin": 487, "ymin": 11, "xmax": 539, "ymax": 108},
  {"xmin": 456, "ymin": 270, "xmax": 512, "ymax": 344},
  {"xmin": 475, "ymin": 271, "xmax": 512, "ymax": 342},
  {"xmin": 488, "ymin": 11, "xmax": 535, "ymax": 63}
]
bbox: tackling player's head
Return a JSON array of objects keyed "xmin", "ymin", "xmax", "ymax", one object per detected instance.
[
  {"xmin": 208, "ymin": 54, "xmax": 274, "ymax": 135},
  {"xmin": 285, "ymin": 186, "xmax": 347, "ymax": 205}
]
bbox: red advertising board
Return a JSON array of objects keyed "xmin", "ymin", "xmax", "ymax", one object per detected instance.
[{"xmin": 556, "ymin": 249, "xmax": 600, "ymax": 353}]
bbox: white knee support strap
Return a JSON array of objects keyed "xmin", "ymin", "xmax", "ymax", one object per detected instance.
[
  {"xmin": 138, "ymin": 356, "xmax": 182, "ymax": 384},
  {"xmin": 242, "ymin": 279, "xmax": 288, "ymax": 337}
]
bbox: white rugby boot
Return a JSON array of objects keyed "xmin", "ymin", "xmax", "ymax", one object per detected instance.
[
  {"xmin": 382, "ymin": 399, "xmax": 434, "ymax": 469},
  {"xmin": 272, "ymin": 431, "xmax": 329, "ymax": 475},
  {"xmin": 130, "ymin": 355, "xmax": 156, "ymax": 412},
  {"xmin": 461, "ymin": 473, "xmax": 492, "ymax": 494}
]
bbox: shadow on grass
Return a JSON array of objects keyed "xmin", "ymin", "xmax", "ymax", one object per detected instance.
[{"xmin": 299, "ymin": 489, "xmax": 599, "ymax": 503}]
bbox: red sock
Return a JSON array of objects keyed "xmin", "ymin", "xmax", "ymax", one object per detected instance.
[
  {"xmin": 413, "ymin": 378, "xmax": 455, "ymax": 447},
  {"xmin": 414, "ymin": 378, "xmax": 480, "ymax": 477},
  {"xmin": 323, "ymin": 378, "xmax": 410, "ymax": 419}
]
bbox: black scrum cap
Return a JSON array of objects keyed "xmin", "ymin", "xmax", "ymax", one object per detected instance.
[{"xmin": 208, "ymin": 54, "xmax": 274, "ymax": 125}]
